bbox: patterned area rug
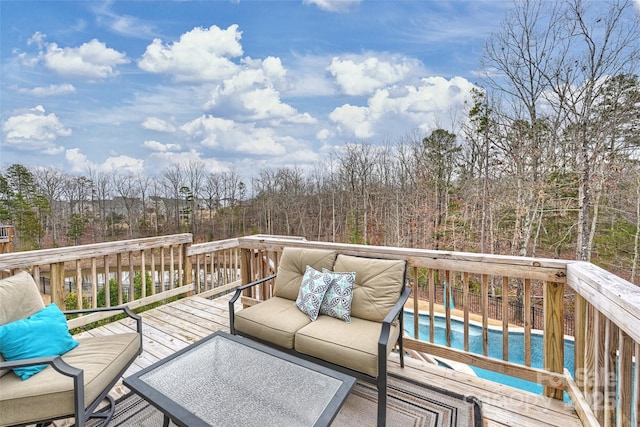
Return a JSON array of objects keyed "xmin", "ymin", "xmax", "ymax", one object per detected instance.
[{"xmin": 87, "ymin": 374, "xmax": 482, "ymax": 427}]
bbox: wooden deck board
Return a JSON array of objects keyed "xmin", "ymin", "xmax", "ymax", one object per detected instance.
[{"xmin": 72, "ymin": 294, "xmax": 583, "ymax": 427}]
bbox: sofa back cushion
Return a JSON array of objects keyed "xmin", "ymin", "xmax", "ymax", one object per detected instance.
[
  {"xmin": 333, "ymin": 254, "xmax": 406, "ymax": 322},
  {"xmin": 273, "ymin": 247, "xmax": 337, "ymax": 301},
  {"xmin": 0, "ymin": 271, "xmax": 46, "ymax": 378},
  {"xmin": 0, "ymin": 272, "xmax": 45, "ymax": 326}
]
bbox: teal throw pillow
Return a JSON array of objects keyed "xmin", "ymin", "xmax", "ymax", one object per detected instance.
[
  {"xmin": 295, "ymin": 265, "xmax": 331, "ymax": 321},
  {"xmin": 320, "ymin": 269, "xmax": 356, "ymax": 322},
  {"xmin": 0, "ymin": 303, "xmax": 79, "ymax": 380}
]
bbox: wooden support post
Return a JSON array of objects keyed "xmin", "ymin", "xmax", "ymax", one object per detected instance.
[
  {"xmin": 183, "ymin": 243, "xmax": 193, "ymax": 296},
  {"xmin": 543, "ymin": 280, "xmax": 564, "ymax": 399},
  {"xmin": 240, "ymin": 248, "xmax": 253, "ymax": 309},
  {"xmin": 50, "ymin": 262, "xmax": 66, "ymax": 309}
]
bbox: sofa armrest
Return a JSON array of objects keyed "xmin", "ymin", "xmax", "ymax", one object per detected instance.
[
  {"xmin": 64, "ymin": 305, "xmax": 142, "ymax": 354},
  {"xmin": 228, "ymin": 274, "xmax": 277, "ymax": 334},
  {"xmin": 378, "ymin": 287, "xmax": 412, "ymax": 348}
]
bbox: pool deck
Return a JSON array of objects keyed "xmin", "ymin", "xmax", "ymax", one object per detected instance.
[{"xmin": 70, "ymin": 293, "xmax": 583, "ymax": 427}]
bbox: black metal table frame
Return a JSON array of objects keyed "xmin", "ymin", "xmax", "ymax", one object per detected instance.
[{"xmin": 123, "ymin": 330, "xmax": 356, "ymax": 427}]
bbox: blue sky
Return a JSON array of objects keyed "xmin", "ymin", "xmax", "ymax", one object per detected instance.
[{"xmin": 0, "ymin": 0, "xmax": 513, "ymax": 178}]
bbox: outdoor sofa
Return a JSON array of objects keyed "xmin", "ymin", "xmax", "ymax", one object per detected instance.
[
  {"xmin": 0, "ymin": 271, "xmax": 142, "ymax": 427},
  {"xmin": 229, "ymin": 247, "xmax": 410, "ymax": 427}
]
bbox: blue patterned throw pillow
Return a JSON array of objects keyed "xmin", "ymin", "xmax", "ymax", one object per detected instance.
[
  {"xmin": 320, "ymin": 269, "xmax": 356, "ymax": 323},
  {"xmin": 0, "ymin": 303, "xmax": 79, "ymax": 380},
  {"xmin": 295, "ymin": 265, "xmax": 331, "ymax": 321}
]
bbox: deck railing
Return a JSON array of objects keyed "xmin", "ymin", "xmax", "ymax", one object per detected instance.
[{"xmin": 0, "ymin": 233, "xmax": 637, "ymax": 426}]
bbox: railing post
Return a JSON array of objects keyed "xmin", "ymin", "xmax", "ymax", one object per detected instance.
[
  {"xmin": 240, "ymin": 248, "xmax": 253, "ymax": 308},
  {"xmin": 543, "ymin": 280, "xmax": 565, "ymax": 399},
  {"xmin": 241, "ymin": 248, "xmax": 253, "ymax": 283},
  {"xmin": 50, "ymin": 262, "xmax": 66, "ymax": 309},
  {"xmin": 183, "ymin": 242, "xmax": 193, "ymax": 296}
]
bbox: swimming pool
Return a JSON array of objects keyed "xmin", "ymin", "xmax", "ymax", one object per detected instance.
[{"xmin": 403, "ymin": 311, "xmax": 575, "ymax": 396}]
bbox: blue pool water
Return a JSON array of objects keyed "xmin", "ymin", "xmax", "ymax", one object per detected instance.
[{"xmin": 403, "ymin": 312, "xmax": 575, "ymax": 396}]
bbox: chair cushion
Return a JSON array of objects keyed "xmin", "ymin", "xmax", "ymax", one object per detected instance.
[
  {"xmin": 234, "ymin": 297, "xmax": 311, "ymax": 349},
  {"xmin": 0, "ymin": 272, "xmax": 45, "ymax": 326},
  {"xmin": 273, "ymin": 247, "xmax": 337, "ymax": 301},
  {"xmin": 0, "ymin": 332, "xmax": 140, "ymax": 426},
  {"xmin": 294, "ymin": 315, "xmax": 400, "ymax": 377},
  {"xmin": 333, "ymin": 255, "xmax": 406, "ymax": 322},
  {"xmin": 0, "ymin": 304, "xmax": 79, "ymax": 380},
  {"xmin": 0, "ymin": 272, "xmax": 46, "ymax": 379}
]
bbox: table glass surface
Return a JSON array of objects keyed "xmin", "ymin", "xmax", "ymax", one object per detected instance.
[{"xmin": 138, "ymin": 334, "xmax": 345, "ymax": 426}]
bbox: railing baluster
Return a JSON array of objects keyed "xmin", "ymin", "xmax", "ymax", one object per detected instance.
[
  {"xmin": 75, "ymin": 260, "xmax": 82, "ymax": 310},
  {"xmin": 128, "ymin": 251, "xmax": 135, "ymax": 302},
  {"xmin": 141, "ymin": 250, "xmax": 146, "ymax": 298},
  {"xmin": 91, "ymin": 257, "xmax": 98, "ymax": 308},
  {"xmin": 618, "ymin": 330, "xmax": 633, "ymax": 427},
  {"xmin": 428, "ymin": 269, "xmax": 435, "ymax": 343},
  {"xmin": 445, "ymin": 270, "xmax": 451, "ymax": 348},
  {"xmin": 104, "ymin": 255, "xmax": 110, "ymax": 306},
  {"xmin": 412, "ymin": 266, "xmax": 419, "ymax": 341},
  {"xmin": 603, "ymin": 318, "xmax": 618, "ymax": 427},
  {"xmin": 502, "ymin": 276, "xmax": 509, "ymax": 361},
  {"xmin": 117, "ymin": 253, "xmax": 123, "ymax": 305},
  {"xmin": 482, "ymin": 274, "xmax": 489, "ymax": 357},
  {"xmin": 463, "ymin": 272, "xmax": 469, "ymax": 353},
  {"xmin": 524, "ymin": 278, "xmax": 532, "ymax": 367}
]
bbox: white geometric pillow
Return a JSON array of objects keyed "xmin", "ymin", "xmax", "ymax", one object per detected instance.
[
  {"xmin": 319, "ymin": 269, "xmax": 356, "ymax": 323},
  {"xmin": 294, "ymin": 265, "xmax": 331, "ymax": 321}
]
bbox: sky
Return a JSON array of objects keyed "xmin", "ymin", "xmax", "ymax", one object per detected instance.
[{"xmin": 2, "ymin": 0, "xmax": 521, "ymax": 179}]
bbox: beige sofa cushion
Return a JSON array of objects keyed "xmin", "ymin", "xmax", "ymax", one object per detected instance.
[
  {"xmin": 0, "ymin": 272, "xmax": 45, "ymax": 326},
  {"xmin": 234, "ymin": 297, "xmax": 311, "ymax": 349},
  {"xmin": 273, "ymin": 247, "xmax": 337, "ymax": 301},
  {"xmin": 0, "ymin": 272, "xmax": 46, "ymax": 379},
  {"xmin": 333, "ymin": 255, "xmax": 406, "ymax": 322},
  {"xmin": 294, "ymin": 315, "xmax": 400, "ymax": 377},
  {"xmin": 0, "ymin": 332, "xmax": 140, "ymax": 426}
]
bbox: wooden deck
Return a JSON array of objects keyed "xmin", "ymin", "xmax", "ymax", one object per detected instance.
[{"xmin": 73, "ymin": 294, "xmax": 583, "ymax": 427}]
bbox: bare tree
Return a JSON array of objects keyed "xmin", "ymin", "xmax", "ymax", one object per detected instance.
[
  {"xmin": 541, "ymin": 0, "xmax": 640, "ymax": 260},
  {"xmin": 185, "ymin": 160, "xmax": 206, "ymax": 239},
  {"xmin": 33, "ymin": 167, "xmax": 66, "ymax": 246},
  {"xmin": 112, "ymin": 172, "xmax": 139, "ymax": 239},
  {"xmin": 162, "ymin": 164, "xmax": 185, "ymax": 232}
]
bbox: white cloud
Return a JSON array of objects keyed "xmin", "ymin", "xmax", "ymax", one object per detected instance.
[
  {"xmin": 303, "ymin": 0, "xmax": 361, "ymax": 13},
  {"xmin": 143, "ymin": 140, "xmax": 181, "ymax": 152},
  {"xmin": 39, "ymin": 38, "xmax": 129, "ymax": 79},
  {"xmin": 180, "ymin": 115, "xmax": 287, "ymax": 156},
  {"xmin": 65, "ymin": 148, "xmax": 94, "ymax": 173},
  {"xmin": 2, "ymin": 105, "xmax": 70, "ymax": 154},
  {"xmin": 205, "ymin": 56, "xmax": 315, "ymax": 124},
  {"xmin": 329, "ymin": 104, "xmax": 374, "ymax": 138},
  {"xmin": 316, "ymin": 128, "xmax": 333, "ymax": 141},
  {"xmin": 328, "ymin": 55, "xmax": 420, "ymax": 96},
  {"xmin": 102, "ymin": 155, "xmax": 145, "ymax": 174},
  {"xmin": 141, "ymin": 117, "xmax": 177, "ymax": 133},
  {"xmin": 66, "ymin": 149, "xmax": 145, "ymax": 175},
  {"xmin": 329, "ymin": 76, "xmax": 477, "ymax": 139},
  {"xmin": 147, "ymin": 150, "xmax": 230, "ymax": 175},
  {"xmin": 138, "ymin": 25, "xmax": 243, "ymax": 83},
  {"xmin": 16, "ymin": 84, "xmax": 76, "ymax": 97}
]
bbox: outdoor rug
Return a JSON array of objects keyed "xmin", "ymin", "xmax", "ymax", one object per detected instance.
[{"xmin": 84, "ymin": 373, "xmax": 483, "ymax": 426}]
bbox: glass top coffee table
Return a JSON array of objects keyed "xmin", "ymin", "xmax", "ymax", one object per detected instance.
[{"xmin": 123, "ymin": 331, "xmax": 356, "ymax": 427}]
